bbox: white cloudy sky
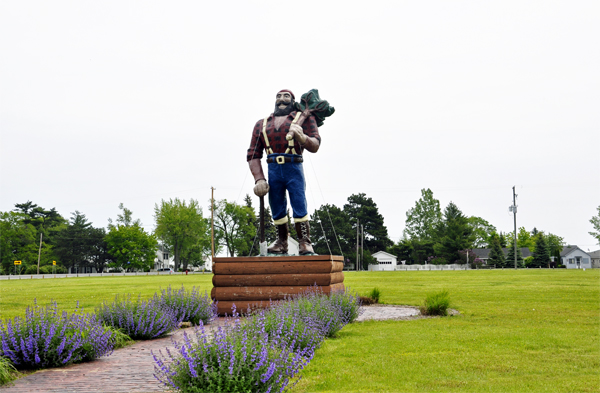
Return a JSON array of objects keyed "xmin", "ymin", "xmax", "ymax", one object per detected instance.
[{"xmin": 1, "ymin": 1, "xmax": 599, "ymax": 250}]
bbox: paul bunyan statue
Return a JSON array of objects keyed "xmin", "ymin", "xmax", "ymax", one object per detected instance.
[{"xmin": 247, "ymin": 89, "xmax": 334, "ymax": 255}]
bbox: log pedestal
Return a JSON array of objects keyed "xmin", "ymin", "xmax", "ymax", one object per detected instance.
[{"xmin": 211, "ymin": 255, "xmax": 344, "ymax": 316}]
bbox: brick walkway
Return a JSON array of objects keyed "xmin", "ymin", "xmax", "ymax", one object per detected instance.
[{"xmin": 1, "ymin": 318, "xmax": 229, "ymax": 393}]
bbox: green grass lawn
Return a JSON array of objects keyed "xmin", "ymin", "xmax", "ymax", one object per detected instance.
[
  {"xmin": 1, "ymin": 270, "xmax": 598, "ymax": 392},
  {"xmin": 0, "ymin": 274, "xmax": 214, "ymax": 320}
]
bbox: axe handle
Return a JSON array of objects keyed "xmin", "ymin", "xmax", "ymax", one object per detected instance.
[{"xmin": 259, "ymin": 195, "xmax": 265, "ymax": 243}]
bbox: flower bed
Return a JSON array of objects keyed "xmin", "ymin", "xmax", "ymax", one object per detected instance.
[
  {"xmin": 153, "ymin": 286, "xmax": 362, "ymax": 393},
  {"xmin": 0, "ymin": 301, "xmax": 114, "ymax": 369}
]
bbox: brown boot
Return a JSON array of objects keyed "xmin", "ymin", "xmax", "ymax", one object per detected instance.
[
  {"xmin": 295, "ymin": 221, "xmax": 315, "ymax": 255},
  {"xmin": 268, "ymin": 223, "xmax": 288, "ymax": 254}
]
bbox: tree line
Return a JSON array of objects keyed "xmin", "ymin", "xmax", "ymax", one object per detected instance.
[
  {"xmin": 3, "ymin": 191, "xmax": 596, "ymax": 274},
  {"xmin": 0, "ymin": 198, "xmax": 255, "ymax": 274}
]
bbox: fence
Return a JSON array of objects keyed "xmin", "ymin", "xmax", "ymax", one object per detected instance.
[{"xmin": 0, "ymin": 271, "xmax": 211, "ymax": 280}]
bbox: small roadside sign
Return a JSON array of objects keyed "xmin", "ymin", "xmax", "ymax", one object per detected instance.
[
  {"xmin": 14, "ymin": 260, "xmax": 21, "ymax": 265},
  {"xmin": 53, "ymin": 261, "xmax": 57, "ymax": 265}
]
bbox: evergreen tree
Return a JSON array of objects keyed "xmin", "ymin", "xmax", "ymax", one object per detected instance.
[
  {"xmin": 343, "ymin": 193, "xmax": 392, "ymax": 252},
  {"xmin": 531, "ymin": 233, "xmax": 550, "ymax": 268},
  {"xmin": 310, "ymin": 204, "xmax": 354, "ymax": 256},
  {"xmin": 433, "ymin": 202, "xmax": 475, "ymax": 263},
  {"xmin": 487, "ymin": 233, "xmax": 506, "ymax": 267},
  {"xmin": 54, "ymin": 211, "xmax": 105, "ymax": 272},
  {"xmin": 505, "ymin": 238, "xmax": 523, "ymax": 268}
]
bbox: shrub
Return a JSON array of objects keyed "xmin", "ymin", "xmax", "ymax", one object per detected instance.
[
  {"xmin": 0, "ymin": 301, "xmax": 114, "ymax": 369},
  {"xmin": 270, "ymin": 286, "xmax": 362, "ymax": 339},
  {"xmin": 368, "ymin": 287, "xmax": 381, "ymax": 303},
  {"xmin": 0, "ymin": 357, "xmax": 18, "ymax": 386},
  {"xmin": 156, "ymin": 285, "xmax": 217, "ymax": 326},
  {"xmin": 153, "ymin": 318, "xmax": 314, "ymax": 393},
  {"xmin": 107, "ymin": 327, "xmax": 134, "ymax": 349},
  {"xmin": 261, "ymin": 302, "xmax": 328, "ymax": 352},
  {"xmin": 420, "ymin": 290, "xmax": 451, "ymax": 316},
  {"xmin": 96, "ymin": 295, "xmax": 178, "ymax": 340},
  {"xmin": 427, "ymin": 256, "xmax": 447, "ymax": 265}
]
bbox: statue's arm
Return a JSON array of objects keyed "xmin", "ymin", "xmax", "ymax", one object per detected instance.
[{"xmin": 248, "ymin": 120, "xmax": 269, "ymax": 196}]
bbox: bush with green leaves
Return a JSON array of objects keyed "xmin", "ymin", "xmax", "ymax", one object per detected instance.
[
  {"xmin": 156, "ymin": 285, "xmax": 217, "ymax": 326},
  {"xmin": 96, "ymin": 295, "xmax": 179, "ymax": 340},
  {"xmin": 0, "ymin": 356, "xmax": 18, "ymax": 386},
  {"xmin": 368, "ymin": 287, "xmax": 381, "ymax": 303},
  {"xmin": 420, "ymin": 290, "xmax": 451, "ymax": 316},
  {"xmin": 0, "ymin": 301, "xmax": 114, "ymax": 369},
  {"xmin": 107, "ymin": 327, "xmax": 134, "ymax": 349}
]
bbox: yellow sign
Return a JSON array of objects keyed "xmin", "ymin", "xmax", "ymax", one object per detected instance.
[
  {"xmin": 14, "ymin": 260, "xmax": 21, "ymax": 265},
  {"xmin": 53, "ymin": 261, "xmax": 57, "ymax": 266}
]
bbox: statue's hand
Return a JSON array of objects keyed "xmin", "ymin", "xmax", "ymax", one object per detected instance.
[
  {"xmin": 254, "ymin": 179, "xmax": 269, "ymax": 197},
  {"xmin": 286, "ymin": 124, "xmax": 307, "ymax": 144}
]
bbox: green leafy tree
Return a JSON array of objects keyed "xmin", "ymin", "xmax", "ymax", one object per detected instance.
[
  {"xmin": 213, "ymin": 199, "xmax": 256, "ymax": 257},
  {"xmin": 531, "ymin": 233, "xmax": 551, "ymax": 268},
  {"xmin": 545, "ymin": 232, "xmax": 565, "ymax": 262},
  {"xmin": 517, "ymin": 227, "xmax": 535, "ymax": 250},
  {"xmin": 105, "ymin": 204, "xmax": 158, "ymax": 271},
  {"xmin": 467, "ymin": 216, "xmax": 497, "ymax": 248},
  {"xmin": 154, "ymin": 198, "xmax": 210, "ymax": 271},
  {"xmin": 388, "ymin": 238, "xmax": 436, "ymax": 265},
  {"xmin": 588, "ymin": 205, "xmax": 600, "ymax": 246},
  {"xmin": 505, "ymin": 238, "xmax": 523, "ymax": 268},
  {"xmin": 487, "ymin": 233, "xmax": 506, "ymax": 267},
  {"xmin": 0, "ymin": 211, "xmax": 38, "ymax": 274},
  {"xmin": 310, "ymin": 204, "xmax": 354, "ymax": 256},
  {"xmin": 10, "ymin": 202, "xmax": 66, "ymax": 273},
  {"xmin": 403, "ymin": 189, "xmax": 442, "ymax": 241},
  {"xmin": 343, "ymin": 193, "xmax": 392, "ymax": 252},
  {"xmin": 433, "ymin": 202, "xmax": 475, "ymax": 263}
]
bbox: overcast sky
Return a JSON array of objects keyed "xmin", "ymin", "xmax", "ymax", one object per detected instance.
[{"xmin": 1, "ymin": 1, "xmax": 599, "ymax": 251}]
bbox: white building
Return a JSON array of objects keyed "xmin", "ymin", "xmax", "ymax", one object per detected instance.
[
  {"xmin": 590, "ymin": 250, "xmax": 600, "ymax": 269},
  {"xmin": 560, "ymin": 246, "xmax": 592, "ymax": 269},
  {"xmin": 369, "ymin": 251, "xmax": 398, "ymax": 271},
  {"xmin": 154, "ymin": 243, "xmax": 174, "ymax": 270}
]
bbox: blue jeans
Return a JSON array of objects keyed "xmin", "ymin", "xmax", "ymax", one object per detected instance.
[{"xmin": 267, "ymin": 154, "xmax": 307, "ymax": 222}]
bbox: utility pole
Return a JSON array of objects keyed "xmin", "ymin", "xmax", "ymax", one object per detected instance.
[
  {"xmin": 361, "ymin": 224, "xmax": 364, "ymax": 271},
  {"xmin": 356, "ymin": 219, "xmax": 360, "ymax": 271},
  {"xmin": 36, "ymin": 232, "xmax": 43, "ymax": 274},
  {"xmin": 510, "ymin": 186, "xmax": 518, "ymax": 269},
  {"xmin": 211, "ymin": 187, "xmax": 216, "ymax": 264}
]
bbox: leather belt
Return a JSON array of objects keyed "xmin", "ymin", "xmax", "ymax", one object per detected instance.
[{"xmin": 267, "ymin": 156, "xmax": 303, "ymax": 164}]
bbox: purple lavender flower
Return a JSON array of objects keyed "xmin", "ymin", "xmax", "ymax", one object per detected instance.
[{"xmin": 0, "ymin": 300, "xmax": 114, "ymax": 369}]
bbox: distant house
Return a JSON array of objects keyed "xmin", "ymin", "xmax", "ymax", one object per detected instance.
[
  {"xmin": 589, "ymin": 250, "xmax": 600, "ymax": 269},
  {"xmin": 560, "ymin": 246, "xmax": 592, "ymax": 269},
  {"xmin": 471, "ymin": 248, "xmax": 532, "ymax": 265},
  {"xmin": 154, "ymin": 243, "xmax": 174, "ymax": 271},
  {"xmin": 368, "ymin": 251, "xmax": 398, "ymax": 271}
]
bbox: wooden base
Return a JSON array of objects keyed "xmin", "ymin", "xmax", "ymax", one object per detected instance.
[{"xmin": 212, "ymin": 255, "xmax": 344, "ymax": 316}]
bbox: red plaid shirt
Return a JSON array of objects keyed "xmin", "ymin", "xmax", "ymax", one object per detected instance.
[{"xmin": 246, "ymin": 112, "xmax": 320, "ymax": 161}]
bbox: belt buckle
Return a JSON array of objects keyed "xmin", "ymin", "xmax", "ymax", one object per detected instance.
[{"xmin": 276, "ymin": 156, "xmax": 285, "ymax": 165}]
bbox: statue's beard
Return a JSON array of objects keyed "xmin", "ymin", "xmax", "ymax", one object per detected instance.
[{"xmin": 274, "ymin": 101, "xmax": 295, "ymax": 116}]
